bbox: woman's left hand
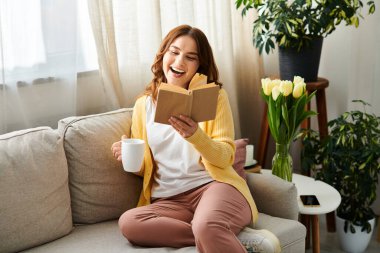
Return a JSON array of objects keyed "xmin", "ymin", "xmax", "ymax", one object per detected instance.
[{"xmin": 169, "ymin": 115, "xmax": 198, "ymax": 138}]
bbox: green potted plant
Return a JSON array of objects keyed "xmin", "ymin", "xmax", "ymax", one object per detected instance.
[
  {"xmin": 235, "ymin": 0, "xmax": 376, "ymax": 82},
  {"xmin": 301, "ymin": 100, "xmax": 380, "ymax": 253}
]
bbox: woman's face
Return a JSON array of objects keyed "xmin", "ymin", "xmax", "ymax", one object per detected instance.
[{"xmin": 162, "ymin": 35, "xmax": 200, "ymax": 89}]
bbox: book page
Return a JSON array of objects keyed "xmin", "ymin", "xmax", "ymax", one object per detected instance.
[
  {"xmin": 190, "ymin": 85, "xmax": 219, "ymax": 122},
  {"xmin": 191, "ymin": 82, "xmax": 217, "ymax": 91},
  {"xmin": 154, "ymin": 87, "xmax": 192, "ymax": 124},
  {"xmin": 159, "ymin": 83, "xmax": 190, "ymax": 95},
  {"xmin": 188, "ymin": 73, "xmax": 207, "ymax": 90}
]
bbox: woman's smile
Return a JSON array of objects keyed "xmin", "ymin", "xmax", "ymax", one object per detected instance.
[{"xmin": 169, "ymin": 66, "xmax": 186, "ymax": 77}]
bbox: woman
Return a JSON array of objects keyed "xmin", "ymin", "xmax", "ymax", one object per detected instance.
[{"xmin": 111, "ymin": 25, "xmax": 280, "ymax": 253}]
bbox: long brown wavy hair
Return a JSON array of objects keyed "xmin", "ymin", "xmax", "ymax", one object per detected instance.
[{"xmin": 143, "ymin": 25, "xmax": 221, "ymax": 101}]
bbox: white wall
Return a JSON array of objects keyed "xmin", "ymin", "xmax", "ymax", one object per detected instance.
[{"xmin": 263, "ymin": 10, "xmax": 380, "ymax": 121}]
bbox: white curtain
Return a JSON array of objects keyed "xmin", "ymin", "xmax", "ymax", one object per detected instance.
[
  {"xmin": 0, "ymin": 0, "xmax": 86, "ymax": 134},
  {"xmin": 87, "ymin": 0, "xmax": 125, "ymax": 110}
]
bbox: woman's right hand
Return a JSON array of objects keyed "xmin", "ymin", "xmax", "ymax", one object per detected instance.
[{"xmin": 111, "ymin": 135, "xmax": 127, "ymax": 161}]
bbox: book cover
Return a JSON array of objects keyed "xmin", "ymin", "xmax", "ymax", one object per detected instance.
[{"xmin": 154, "ymin": 74, "xmax": 220, "ymax": 124}]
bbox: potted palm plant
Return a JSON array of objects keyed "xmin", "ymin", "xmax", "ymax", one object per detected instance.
[
  {"xmin": 235, "ymin": 0, "xmax": 376, "ymax": 82},
  {"xmin": 301, "ymin": 100, "xmax": 380, "ymax": 253}
]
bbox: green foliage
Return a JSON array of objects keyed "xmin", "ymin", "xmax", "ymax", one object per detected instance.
[
  {"xmin": 235, "ymin": 0, "xmax": 376, "ymax": 54},
  {"xmin": 301, "ymin": 100, "xmax": 380, "ymax": 233}
]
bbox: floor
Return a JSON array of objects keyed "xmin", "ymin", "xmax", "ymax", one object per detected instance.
[{"xmin": 305, "ymin": 215, "xmax": 380, "ymax": 253}]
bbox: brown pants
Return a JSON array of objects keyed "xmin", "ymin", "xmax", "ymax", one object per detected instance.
[{"xmin": 119, "ymin": 181, "xmax": 252, "ymax": 253}]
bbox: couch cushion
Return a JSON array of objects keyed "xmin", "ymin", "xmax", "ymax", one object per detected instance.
[
  {"xmin": 21, "ymin": 220, "xmax": 198, "ymax": 253},
  {"xmin": 0, "ymin": 127, "xmax": 72, "ymax": 253},
  {"xmin": 21, "ymin": 217, "xmax": 305, "ymax": 253},
  {"xmin": 59, "ymin": 109, "xmax": 142, "ymax": 224}
]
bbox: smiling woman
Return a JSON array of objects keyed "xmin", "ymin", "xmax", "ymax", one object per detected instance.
[{"xmin": 111, "ymin": 24, "xmax": 281, "ymax": 253}]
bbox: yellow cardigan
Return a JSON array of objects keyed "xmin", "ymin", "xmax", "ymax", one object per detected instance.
[{"xmin": 130, "ymin": 88, "xmax": 258, "ymax": 224}]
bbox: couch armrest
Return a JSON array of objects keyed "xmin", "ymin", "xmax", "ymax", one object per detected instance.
[{"xmin": 246, "ymin": 172, "xmax": 299, "ymax": 220}]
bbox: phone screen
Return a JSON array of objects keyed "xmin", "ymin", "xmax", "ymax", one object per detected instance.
[{"xmin": 300, "ymin": 195, "xmax": 320, "ymax": 207}]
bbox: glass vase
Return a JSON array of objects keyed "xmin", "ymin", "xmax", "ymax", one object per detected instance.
[{"xmin": 272, "ymin": 143, "xmax": 293, "ymax": 182}]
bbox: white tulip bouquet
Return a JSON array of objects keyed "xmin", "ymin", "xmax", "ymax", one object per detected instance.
[{"xmin": 261, "ymin": 76, "xmax": 317, "ymax": 181}]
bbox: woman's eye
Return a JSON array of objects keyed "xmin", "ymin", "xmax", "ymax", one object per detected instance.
[
  {"xmin": 186, "ymin": 56, "xmax": 197, "ymax": 61},
  {"xmin": 170, "ymin": 50, "xmax": 179, "ymax": 55}
]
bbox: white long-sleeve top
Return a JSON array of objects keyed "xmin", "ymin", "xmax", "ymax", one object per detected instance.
[{"xmin": 145, "ymin": 96, "xmax": 213, "ymax": 198}]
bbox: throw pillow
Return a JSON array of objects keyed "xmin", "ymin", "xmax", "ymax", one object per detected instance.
[
  {"xmin": 233, "ymin": 138, "xmax": 249, "ymax": 180},
  {"xmin": 59, "ymin": 108, "xmax": 142, "ymax": 224}
]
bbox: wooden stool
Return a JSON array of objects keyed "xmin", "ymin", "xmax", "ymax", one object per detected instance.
[
  {"xmin": 377, "ymin": 216, "xmax": 380, "ymax": 242},
  {"xmin": 257, "ymin": 77, "xmax": 336, "ymax": 233}
]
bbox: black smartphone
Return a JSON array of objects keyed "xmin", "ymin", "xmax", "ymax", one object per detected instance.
[{"xmin": 300, "ymin": 195, "xmax": 320, "ymax": 207}]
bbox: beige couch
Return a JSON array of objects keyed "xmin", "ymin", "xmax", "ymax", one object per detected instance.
[{"xmin": 0, "ymin": 108, "xmax": 306, "ymax": 253}]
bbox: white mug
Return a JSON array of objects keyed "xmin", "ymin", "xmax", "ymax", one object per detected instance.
[{"xmin": 121, "ymin": 139, "xmax": 145, "ymax": 172}]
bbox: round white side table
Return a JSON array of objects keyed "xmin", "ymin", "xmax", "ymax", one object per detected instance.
[{"xmin": 262, "ymin": 170, "xmax": 341, "ymax": 253}]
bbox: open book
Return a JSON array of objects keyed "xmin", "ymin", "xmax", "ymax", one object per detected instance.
[{"xmin": 154, "ymin": 73, "xmax": 220, "ymax": 124}]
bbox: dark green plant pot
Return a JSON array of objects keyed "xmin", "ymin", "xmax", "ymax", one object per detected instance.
[{"xmin": 279, "ymin": 38, "xmax": 323, "ymax": 82}]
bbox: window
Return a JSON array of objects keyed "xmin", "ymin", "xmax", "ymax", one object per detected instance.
[{"xmin": 0, "ymin": 0, "xmax": 98, "ymax": 83}]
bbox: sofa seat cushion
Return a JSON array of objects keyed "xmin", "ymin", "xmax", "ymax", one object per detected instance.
[
  {"xmin": 0, "ymin": 127, "xmax": 72, "ymax": 253},
  {"xmin": 59, "ymin": 109, "xmax": 142, "ymax": 224},
  {"xmin": 21, "ymin": 215, "xmax": 306, "ymax": 253},
  {"xmin": 21, "ymin": 220, "xmax": 197, "ymax": 253}
]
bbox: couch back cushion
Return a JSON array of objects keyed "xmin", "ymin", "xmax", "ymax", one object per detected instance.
[
  {"xmin": 59, "ymin": 108, "xmax": 142, "ymax": 224},
  {"xmin": 0, "ymin": 127, "xmax": 72, "ymax": 253}
]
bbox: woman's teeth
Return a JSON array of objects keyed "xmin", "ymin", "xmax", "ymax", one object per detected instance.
[{"xmin": 170, "ymin": 66, "xmax": 185, "ymax": 74}]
